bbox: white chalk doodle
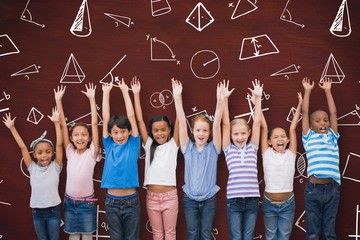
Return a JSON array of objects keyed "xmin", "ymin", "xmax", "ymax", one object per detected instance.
[
  {"xmin": 185, "ymin": 109, "xmax": 211, "ymax": 133},
  {"xmin": 0, "ymin": 180, "xmax": 11, "ymax": 206},
  {"xmin": 0, "ymin": 34, "xmax": 20, "ymax": 57},
  {"xmin": 349, "ymin": 205, "xmax": 360, "ymax": 239},
  {"xmin": 148, "ymin": 35, "xmax": 177, "ymax": 62},
  {"xmin": 186, "ymin": 2, "xmax": 214, "ymax": 32},
  {"xmin": 239, "ymin": 34, "xmax": 279, "ymax": 60},
  {"xmin": 230, "ymin": 0, "xmax": 258, "ymax": 20},
  {"xmin": 270, "ymin": 64, "xmax": 300, "ymax": 80},
  {"xmin": 0, "ymin": 91, "xmax": 10, "ymax": 113},
  {"xmin": 286, "ymin": 107, "xmax": 302, "ymax": 123},
  {"xmin": 190, "ymin": 50, "xmax": 220, "ymax": 80},
  {"xmin": 280, "ymin": 0, "xmax": 305, "ymax": 28},
  {"xmin": 234, "ymin": 94, "xmax": 269, "ymax": 121},
  {"xmin": 149, "ymin": 89, "xmax": 173, "ymax": 109},
  {"xmin": 27, "ymin": 107, "xmax": 44, "ymax": 125},
  {"xmin": 99, "ymin": 55, "xmax": 127, "ymax": 85},
  {"xmin": 320, "ymin": 53, "xmax": 345, "ymax": 84},
  {"xmin": 104, "ymin": 13, "xmax": 134, "ymax": 28},
  {"xmin": 20, "ymin": 0, "xmax": 45, "ymax": 28},
  {"xmin": 294, "ymin": 152, "xmax": 307, "ymax": 183},
  {"xmin": 11, "ymin": 64, "xmax": 40, "ymax": 79},
  {"xmin": 92, "ymin": 205, "xmax": 110, "ymax": 239},
  {"xmin": 70, "ymin": 0, "xmax": 92, "ymax": 37},
  {"xmin": 66, "ymin": 104, "xmax": 103, "ymax": 126},
  {"xmin": 151, "ymin": 0, "xmax": 172, "ymax": 17},
  {"xmin": 330, "ymin": 0, "xmax": 351, "ymax": 38},
  {"xmin": 342, "ymin": 152, "xmax": 360, "ymax": 183},
  {"xmin": 60, "ymin": 53, "xmax": 86, "ymax": 84},
  {"xmin": 338, "ymin": 105, "xmax": 360, "ymax": 126},
  {"xmin": 295, "ymin": 210, "xmax": 306, "ymax": 232}
]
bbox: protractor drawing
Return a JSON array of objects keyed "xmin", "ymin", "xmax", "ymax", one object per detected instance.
[
  {"xmin": 186, "ymin": 2, "xmax": 214, "ymax": 32},
  {"xmin": 60, "ymin": 53, "xmax": 85, "ymax": 84},
  {"xmin": 104, "ymin": 13, "xmax": 134, "ymax": 27},
  {"xmin": 0, "ymin": 34, "xmax": 20, "ymax": 57},
  {"xmin": 270, "ymin": 64, "xmax": 300, "ymax": 79},
  {"xmin": 338, "ymin": 105, "xmax": 360, "ymax": 126},
  {"xmin": 330, "ymin": 0, "xmax": 351, "ymax": 37},
  {"xmin": 231, "ymin": 0, "xmax": 258, "ymax": 20},
  {"xmin": 190, "ymin": 50, "xmax": 220, "ymax": 80},
  {"xmin": 20, "ymin": 0, "xmax": 45, "ymax": 28},
  {"xmin": 151, "ymin": 0, "xmax": 172, "ymax": 17},
  {"xmin": 239, "ymin": 34, "xmax": 279, "ymax": 60},
  {"xmin": 320, "ymin": 53, "xmax": 345, "ymax": 83},
  {"xmin": 150, "ymin": 37, "xmax": 176, "ymax": 62},
  {"xmin": 11, "ymin": 64, "xmax": 40, "ymax": 78},
  {"xmin": 280, "ymin": 0, "xmax": 305, "ymax": 28},
  {"xmin": 99, "ymin": 55, "xmax": 127, "ymax": 85},
  {"xmin": 70, "ymin": 0, "xmax": 92, "ymax": 37}
]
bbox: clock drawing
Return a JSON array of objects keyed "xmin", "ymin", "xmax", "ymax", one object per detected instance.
[{"xmin": 190, "ymin": 50, "xmax": 220, "ymax": 79}]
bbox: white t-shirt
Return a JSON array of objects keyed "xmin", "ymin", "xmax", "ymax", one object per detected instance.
[
  {"xmin": 143, "ymin": 138, "xmax": 179, "ymax": 187},
  {"xmin": 262, "ymin": 148, "xmax": 296, "ymax": 193}
]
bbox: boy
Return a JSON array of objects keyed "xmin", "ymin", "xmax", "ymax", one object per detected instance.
[{"xmin": 302, "ymin": 77, "xmax": 340, "ymax": 239}]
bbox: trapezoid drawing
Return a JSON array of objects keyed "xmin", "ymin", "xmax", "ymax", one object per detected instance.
[
  {"xmin": 70, "ymin": 0, "xmax": 92, "ymax": 37},
  {"xmin": 104, "ymin": 13, "xmax": 133, "ymax": 27},
  {"xmin": 330, "ymin": 0, "xmax": 351, "ymax": 38},
  {"xmin": 151, "ymin": 0, "xmax": 172, "ymax": 17},
  {"xmin": 239, "ymin": 34, "xmax": 279, "ymax": 60},
  {"xmin": 320, "ymin": 53, "xmax": 345, "ymax": 83},
  {"xmin": 231, "ymin": 0, "xmax": 258, "ymax": 20},
  {"xmin": 60, "ymin": 53, "xmax": 85, "ymax": 83},
  {"xmin": 185, "ymin": 2, "xmax": 214, "ymax": 32},
  {"xmin": 11, "ymin": 64, "xmax": 40, "ymax": 77},
  {"xmin": 0, "ymin": 34, "xmax": 20, "ymax": 57}
]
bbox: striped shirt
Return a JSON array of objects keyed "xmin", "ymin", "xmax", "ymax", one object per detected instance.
[
  {"xmin": 224, "ymin": 141, "xmax": 260, "ymax": 199},
  {"xmin": 302, "ymin": 128, "xmax": 340, "ymax": 184}
]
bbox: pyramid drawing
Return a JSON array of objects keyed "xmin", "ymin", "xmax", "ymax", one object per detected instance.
[
  {"xmin": 185, "ymin": 3, "xmax": 214, "ymax": 32},
  {"xmin": 60, "ymin": 53, "xmax": 85, "ymax": 83},
  {"xmin": 231, "ymin": 0, "xmax": 258, "ymax": 20},
  {"xmin": 320, "ymin": 53, "xmax": 345, "ymax": 83}
]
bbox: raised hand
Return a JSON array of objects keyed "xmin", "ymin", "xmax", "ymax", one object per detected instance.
[
  {"xmin": 131, "ymin": 76, "xmax": 141, "ymax": 94},
  {"xmin": 48, "ymin": 107, "xmax": 60, "ymax": 123},
  {"xmin": 54, "ymin": 85, "xmax": 66, "ymax": 101},
  {"xmin": 102, "ymin": 81, "xmax": 113, "ymax": 93},
  {"xmin": 319, "ymin": 77, "xmax": 332, "ymax": 91},
  {"xmin": 2, "ymin": 112, "xmax": 15, "ymax": 129},
  {"xmin": 297, "ymin": 92, "xmax": 303, "ymax": 106},
  {"xmin": 222, "ymin": 79, "xmax": 235, "ymax": 98},
  {"xmin": 248, "ymin": 79, "xmax": 263, "ymax": 97},
  {"xmin": 81, "ymin": 82, "xmax": 96, "ymax": 99},
  {"xmin": 118, "ymin": 78, "xmax": 129, "ymax": 92},
  {"xmin": 172, "ymin": 78, "xmax": 182, "ymax": 97},
  {"xmin": 302, "ymin": 77, "xmax": 314, "ymax": 91}
]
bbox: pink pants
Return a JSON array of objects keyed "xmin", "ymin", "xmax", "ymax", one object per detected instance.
[{"xmin": 146, "ymin": 189, "xmax": 178, "ymax": 240}]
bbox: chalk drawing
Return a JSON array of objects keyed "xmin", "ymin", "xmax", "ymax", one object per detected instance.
[
  {"xmin": 330, "ymin": 0, "xmax": 351, "ymax": 38},
  {"xmin": 294, "ymin": 152, "xmax": 307, "ymax": 183},
  {"xmin": 342, "ymin": 152, "xmax": 360, "ymax": 182},
  {"xmin": 295, "ymin": 210, "xmax": 306, "ymax": 232},
  {"xmin": 320, "ymin": 53, "xmax": 345, "ymax": 83},
  {"xmin": 280, "ymin": 0, "xmax": 305, "ymax": 28},
  {"xmin": 60, "ymin": 53, "xmax": 86, "ymax": 84},
  {"xmin": 11, "ymin": 64, "xmax": 40, "ymax": 79},
  {"xmin": 234, "ymin": 94, "xmax": 269, "ymax": 122},
  {"xmin": 99, "ymin": 55, "xmax": 127, "ymax": 85},
  {"xmin": 149, "ymin": 89, "xmax": 173, "ymax": 109},
  {"xmin": 104, "ymin": 13, "xmax": 134, "ymax": 28},
  {"xmin": 338, "ymin": 105, "xmax": 360, "ymax": 126},
  {"xmin": 66, "ymin": 104, "xmax": 103, "ymax": 126},
  {"xmin": 0, "ymin": 91, "xmax": 11, "ymax": 114},
  {"xmin": 239, "ymin": 34, "xmax": 279, "ymax": 60},
  {"xmin": 190, "ymin": 50, "xmax": 220, "ymax": 80},
  {"xmin": 0, "ymin": 34, "xmax": 20, "ymax": 57},
  {"xmin": 27, "ymin": 107, "xmax": 44, "ymax": 125},
  {"xmin": 92, "ymin": 205, "xmax": 110, "ymax": 239},
  {"xmin": 148, "ymin": 35, "xmax": 177, "ymax": 62},
  {"xmin": 270, "ymin": 64, "xmax": 300, "ymax": 80},
  {"xmin": 349, "ymin": 205, "xmax": 360, "ymax": 239},
  {"xmin": 70, "ymin": 0, "xmax": 92, "ymax": 37},
  {"xmin": 286, "ymin": 107, "xmax": 302, "ymax": 123},
  {"xmin": 230, "ymin": 0, "xmax": 258, "ymax": 20},
  {"xmin": 186, "ymin": 2, "xmax": 214, "ymax": 32},
  {"xmin": 0, "ymin": 179, "xmax": 11, "ymax": 206},
  {"xmin": 20, "ymin": 0, "xmax": 45, "ymax": 28},
  {"xmin": 151, "ymin": 0, "xmax": 171, "ymax": 17}
]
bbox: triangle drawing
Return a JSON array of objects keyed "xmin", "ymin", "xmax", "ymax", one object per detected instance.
[
  {"xmin": 60, "ymin": 53, "xmax": 85, "ymax": 83},
  {"xmin": 11, "ymin": 64, "xmax": 39, "ymax": 77},
  {"xmin": 270, "ymin": 64, "xmax": 299, "ymax": 77},
  {"xmin": 185, "ymin": 3, "xmax": 214, "ymax": 32},
  {"xmin": 104, "ymin": 13, "xmax": 132, "ymax": 27},
  {"xmin": 320, "ymin": 53, "xmax": 345, "ymax": 83},
  {"xmin": 231, "ymin": 0, "xmax": 258, "ymax": 20}
]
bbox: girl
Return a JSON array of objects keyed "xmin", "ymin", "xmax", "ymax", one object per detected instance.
[
  {"xmin": 101, "ymin": 79, "xmax": 141, "ymax": 240},
  {"xmin": 54, "ymin": 83, "xmax": 101, "ymax": 240},
  {"xmin": 260, "ymin": 92, "xmax": 302, "ymax": 240},
  {"xmin": 131, "ymin": 78, "xmax": 179, "ymax": 240},
  {"xmin": 2, "ymin": 108, "xmax": 63, "ymax": 240},
  {"xmin": 172, "ymin": 79, "xmax": 228, "ymax": 240},
  {"xmin": 222, "ymin": 79, "xmax": 263, "ymax": 240}
]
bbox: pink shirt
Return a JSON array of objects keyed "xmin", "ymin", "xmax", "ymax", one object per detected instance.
[{"xmin": 65, "ymin": 142, "xmax": 101, "ymax": 197}]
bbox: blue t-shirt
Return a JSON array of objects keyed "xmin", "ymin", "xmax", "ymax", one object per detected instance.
[
  {"xmin": 101, "ymin": 135, "xmax": 140, "ymax": 189},
  {"xmin": 182, "ymin": 140, "xmax": 220, "ymax": 201}
]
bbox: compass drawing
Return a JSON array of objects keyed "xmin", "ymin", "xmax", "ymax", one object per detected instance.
[{"xmin": 190, "ymin": 50, "xmax": 220, "ymax": 80}]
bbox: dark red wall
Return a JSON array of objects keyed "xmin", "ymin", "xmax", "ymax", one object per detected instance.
[{"xmin": 0, "ymin": 0, "xmax": 359, "ymax": 239}]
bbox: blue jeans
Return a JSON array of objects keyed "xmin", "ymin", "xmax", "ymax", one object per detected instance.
[
  {"xmin": 105, "ymin": 192, "xmax": 141, "ymax": 240},
  {"xmin": 262, "ymin": 194, "xmax": 295, "ymax": 240},
  {"xmin": 184, "ymin": 194, "xmax": 216, "ymax": 240},
  {"xmin": 305, "ymin": 180, "xmax": 340, "ymax": 240},
  {"xmin": 32, "ymin": 204, "xmax": 61, "ymax": 240},
  {"xmin": 226, "ymin": 197, "xmax": 259, "ymax": 240}
]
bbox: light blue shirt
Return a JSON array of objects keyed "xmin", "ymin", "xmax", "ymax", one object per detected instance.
[{"xmin": 182, "ymin": 140, "xmax": 220, "ymax": 201}]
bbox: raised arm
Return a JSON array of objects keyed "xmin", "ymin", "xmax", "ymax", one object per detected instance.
[
  {"xmin": 301, "ymin": 77, "xmax": 314, "ymax": 135},
  {"xmin": 82, "ymin": 83, "xmax": 100, "ymax": 156},
  {"xmin": 2, "ymin": 113, "xmax": 32, "ymax": 168},
  {"xmin": 48, "ymin": 107, "xmax": 63, "ymax": 167},
  {"xmin": 221, "ymin": 83, "xmax": 233, "ymax": 150},
  {"xmin": 320, "ymin": 77, "xmax": 338, "ymax": 134},
  {"xmin": 259, "ymin": 108, "xmax": 269, "ymax": 154},
  {"xmin": 102, "ymin": 82, "xmax": 113, "ymax": 139},
  {"xmin": 119, "ymin": 78, "xmax": 139, "ymax": 137},
  {"xmin": 172, "ymin": 79, "xmax": 189, "ymax": 151},
  {"xmin": 54, "ymin": 85, "xmax": 70, "ymax": 149},
  {"xmin": 288, "ymin": 92, "xmax": 303, "ymax": 154},
  {"xmin": 249, "ymin": 79, "xmax": 263, "ymax": 147},
  {"xmin": 131, "ymin": 78, "xmax": 148, "ymax": 145}
]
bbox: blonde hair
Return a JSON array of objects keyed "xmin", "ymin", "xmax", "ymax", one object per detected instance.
[{"xmin": 230, "ymin": 118, "xmax": 250, "ymax": 132}]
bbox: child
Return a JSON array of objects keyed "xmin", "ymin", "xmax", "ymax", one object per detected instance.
[
  {"xmin": 172, "ymin": 79, "xmax": 228, "ymax": 240},
  {"xmin": 2, "ymin": 108, "xmax": 63, "ymax": 240},
  {"xmin": 222, "ymin": 79, "xmax": 263, "ymax": 240},
  {"xmin": 131, "ymin": 77, "xmax": 179, "ymax": 240},
  {"xmin": 101, "ymin": 79, "xmax": 141, "ymax": 240},
  {"xmin": 301, "ymin": 77, "xmax": 340, "ymax": 239},
  {"xmin": 54, "ymin": 83, "xmax": 101, "ymax": 240},
  {"xmin": 260, "ymin": 92, "xmax": 302, "ymax": 240}
]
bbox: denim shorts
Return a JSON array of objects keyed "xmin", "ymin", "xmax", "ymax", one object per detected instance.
[{"xmin": 64, "ymin": 195, "xmax": 97, "ymax": 234}]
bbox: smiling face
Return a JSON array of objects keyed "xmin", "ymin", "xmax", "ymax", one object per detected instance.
[
  {"xmin": 231, "ymin": 123, "xmax": 251, "ymax": 149},
  {"xmin": 70, "ymin": 125, "xmax": 91, "ymax": 152},
  {"xmin": 310, "ymin": 110, "xmax": 330, "ymax": 134},
  {"xmin": 151, "ymin": 120, "xmax": 171, "ymax": 145},
  {"xmin": 33, "ymin": 142, "xmax": 54, "ymax": 167},
  {"xmin": 110, "ymin": 125, "xmax": 131, "ymax": 145},
  {"xmin": 268, "ymin": 127, "xmax": 289, "ymax": 153},
  {"xmin": 192, "ymin": 119, "xmax": 211, "ymax": 147}
]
